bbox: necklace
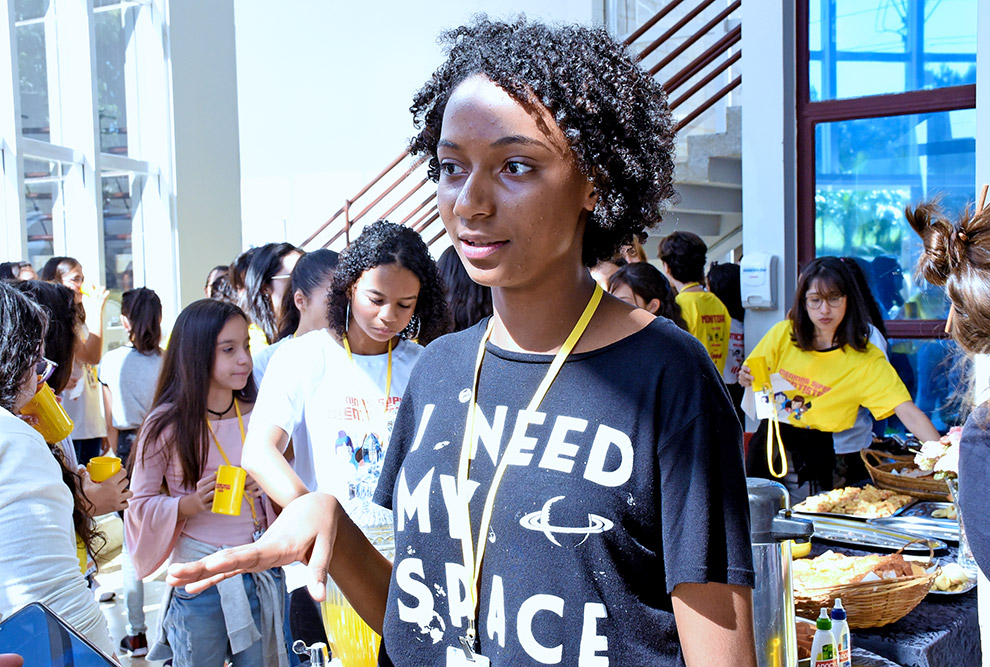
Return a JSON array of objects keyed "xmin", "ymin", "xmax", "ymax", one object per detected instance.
[{"xmin": 207, "ymin": 393, "xmax": 236, "ymax": 419}]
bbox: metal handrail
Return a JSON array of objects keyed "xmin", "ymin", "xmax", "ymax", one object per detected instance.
[
  {"xmin": 636, "ymin": 0, "xmax": 718, "ymax": 62},
  {"xmin": 301, "ymin": 150, "xmax": 408, "ymax": 247},
  {"xmin": 301, "ymin": 0, "xmax": 742, "ymax": 249}
]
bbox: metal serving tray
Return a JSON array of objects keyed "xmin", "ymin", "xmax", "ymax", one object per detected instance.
[
  {"xmin": 792, "ymin": 501, "xmax": 911, "ymax": 522},
  {"xmin": 899, "ymin": 501, "xmax": 956, "ymax": 521},
  {"xmin": 868, "ymin": 516, "xmax": 959, "ymax": 544},
  {"xmin": 808, "ymin": 515, "xmax": 947, "ymax": 554}
]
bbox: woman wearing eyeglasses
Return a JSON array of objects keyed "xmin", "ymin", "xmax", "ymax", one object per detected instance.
[
  {"xmin": 739, "ymin": 256, "xmax": 939, "ymax": 500},
  {"xmin": 242, "ymin": 243, "xmax": 303, "ymax": 354}
]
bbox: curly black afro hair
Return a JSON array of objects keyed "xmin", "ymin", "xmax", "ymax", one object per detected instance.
[
  {"xmin": 409, "ymin": 15, "xmax": 676, "ymax": 267},
  {"xmin": 329, "ymin": 220, "xmax": 452, "ymax": 345}
]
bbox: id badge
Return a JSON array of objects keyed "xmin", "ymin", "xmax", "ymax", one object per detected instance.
[
  {"xmin": 445, "ymin": 645, "xmax": 491, "ymax": 666},
  {"xmin": 754, "ymin": 389, "xmax": 776, "ymax": 421},
  {"xmin": 252, "ymin": 528, "xmax": 265, "ymax": 542}
]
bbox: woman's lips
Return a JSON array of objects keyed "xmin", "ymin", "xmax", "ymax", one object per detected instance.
[{"xmin": 460, "ymin": 238, "xmax": 507, "ymax": 260}]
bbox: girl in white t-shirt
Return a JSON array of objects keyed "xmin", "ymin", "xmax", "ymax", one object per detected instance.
[
  {"xmin": 244, "ymin": 221, "xmax": 450, "ymax": 654},
  {"xmin": 245, "ymin": 220, "xmax": 451, "ymax": 514}
]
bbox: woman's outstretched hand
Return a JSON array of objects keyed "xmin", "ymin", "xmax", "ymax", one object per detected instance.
[{"xmin": 166, "ymin": 492, "xmax": 340, "ymax": 601}]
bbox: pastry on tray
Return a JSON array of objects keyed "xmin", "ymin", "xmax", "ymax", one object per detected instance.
[{"xmin": 793, "ymin": 484, "xmax": 914, "ymax": 518}]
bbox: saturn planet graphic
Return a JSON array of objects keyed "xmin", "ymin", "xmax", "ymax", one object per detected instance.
[{"xmin": 519, "ymin": 496, "xmax": 614, "ymax": 547}]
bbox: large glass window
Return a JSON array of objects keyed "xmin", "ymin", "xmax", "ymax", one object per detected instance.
[
  {"xmin": 798, "ymin": 0, "xmax": 976, "ymax": 433},
  {"xmin": 808, "ymin": 0, "xmax": 976, "ymax": 101},
  {"xmin": 94, "ymin": 1, "xmax": 133, "ymax": 156},
  {"xmin": 814, "ymin": 108, "xmax": 975, "ymax": 320},
  {"xmin": 23, "ymin": 158, "xmax": 66, "ymax": 267},
  {"xmin": 102, "ymin": 171, "xmax": 143, "ymax": 290},
  {"xmin": 15, "ymin": 0, "xmax": 52, "ymax": 143}
]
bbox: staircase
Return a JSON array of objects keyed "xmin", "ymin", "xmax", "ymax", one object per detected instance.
[
  {"xmin": 299, "ymin": 0, "xmax": 743, "ymax": 260},
  {"xmin": 657, "ymin": 105, "xmax": 742, "ymax": 263}
]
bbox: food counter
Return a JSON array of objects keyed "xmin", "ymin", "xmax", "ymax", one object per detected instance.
[{"xmin": 805, "ymin": 542, "xmax": 980, "ymax": 667}]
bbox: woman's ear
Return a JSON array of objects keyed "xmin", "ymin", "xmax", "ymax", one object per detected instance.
[
  {"xmin": 293, "ymin": 289, "xmax": 307, "ymax": 312},
  {"xmin": 645, "ymin": 298, "xmax": 661, "ymax": 315},
  {"xmin": 583, "ymin": 178, "xmax": 599, "ymax": 213},
  {"xmin": 120, "ymin": 314, "xmax": 132, "ymax": 332}
]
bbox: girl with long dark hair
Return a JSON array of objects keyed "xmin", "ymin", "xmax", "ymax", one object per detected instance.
[
  {"xmin": 741, "ymin": 256, "xmax": 939, "ymax": 498},
  {"xmin": 172, "ymin": 17, "xmax": 756, "ymax": 666},
  {"xmin": 608, "ymin": 261, "xmax": 688, "ymax": 331},
  {"xmin": 125, "ymin": 299, "xmax": 285, "ymax": 666},
  {"xmin": 437, "ymin": 245, "xmax": 493, "ymax": 332},
  {"xmin": 98, "ymin": 287, "xmax": 163, "ymax": 656},
  {"xmin": 0, "ymin": 282, "xmax": 114, "ymax": 655},
  {"xmin": 41, "ymin": 256, "xmax": 110, "ymax": 465},
  {"xmin": 251, "ymin": 248, "xmax": 339, "ymax": 387},
  {"xmin": 243, "ymin": 242, "xmax": 303, "ymax": 350}
]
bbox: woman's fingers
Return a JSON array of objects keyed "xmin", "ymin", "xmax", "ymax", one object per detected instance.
[{"xmin": 306, "ymin": 526, "xmax": 335, "ymax": 602}]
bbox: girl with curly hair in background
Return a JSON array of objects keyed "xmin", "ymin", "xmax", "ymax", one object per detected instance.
[
  {"xmin": 241, "ymin": 220, "xmax": 450, "ymax": 653},
  {"xmin": 170, "ymin": 17, "xmax": 756, "ymax": 666}
]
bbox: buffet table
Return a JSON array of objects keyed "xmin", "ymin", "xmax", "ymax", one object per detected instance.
[{"xmin": 806, "ymin": 543, "xmax": 981, "ymax": 667}]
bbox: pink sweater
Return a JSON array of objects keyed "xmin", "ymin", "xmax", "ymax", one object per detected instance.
[{"xmin": 125, "ymin": 405, "xmax": 272, "ymax": 578}]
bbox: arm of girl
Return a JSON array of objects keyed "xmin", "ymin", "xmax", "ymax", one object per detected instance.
[
  {"xmin": 892, "ymin": 401, "xmax": 940, "ymax": 442},
  {"xmin": 241, "ymin": 424, "xmax": 309, "ymax": 508},
  {"xmin": 75, "ymin": 289, "xmax": 109, "ymax": 365},
  {"xmin": 672, "ymin": 582, "xmax": 758, "ymax": 667},
  {"xmin": 165, "ymin": 492, "xmax": 392, "ymax": 634}
]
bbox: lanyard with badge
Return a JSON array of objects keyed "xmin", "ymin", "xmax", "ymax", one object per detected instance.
[
  {"xmin": 206, "ymin": 399, "xmax": 265, "ymax": 542},
  {"xmin": 448, "ymin": 284, "xmax": 603, "ymax": 666},
  {"xmin": 343, "ymin": 335, "xmax": 393, "ymax": 421}
]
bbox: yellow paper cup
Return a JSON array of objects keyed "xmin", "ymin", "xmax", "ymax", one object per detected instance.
[
  {"xmin": 212, "ymin": 465, "xmax": 246, "ymax": 516},
  {"xmin": 748, "ymin": 355, "xmax": 771, "ymax": 391},
  {"xmin": 87, "ymin": 456, "xmax": 122, "ymax": 483},
  {"xmin": 21, "ymin": 382, "xmax": 74, "ymax": 444}
]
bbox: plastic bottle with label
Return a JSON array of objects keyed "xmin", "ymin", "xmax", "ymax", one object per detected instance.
[
  {"xmin": 831, "ymin": 598, "xmax": 851, "ymax": 667},
  {"xmin": 811, "ymin": 607, "xmax": 838, "ymax": 667}
]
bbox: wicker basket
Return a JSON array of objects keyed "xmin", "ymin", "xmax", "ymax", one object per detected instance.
[
  {"xmin": 794, "ymin": 542, "xmax": 935, "ymax": 629},
  {"xmin": 860, "ymin": 449, "xmax": 950, "ymax": 502}
]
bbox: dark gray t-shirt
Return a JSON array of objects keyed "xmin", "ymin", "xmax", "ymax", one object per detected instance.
[
  {"xmin": 374, "ymin": 317, "xmax": 754, "ymax": 666},
  {"xmin": 960, "ymin": 402, "xmax": 990, "ymax": 573}
]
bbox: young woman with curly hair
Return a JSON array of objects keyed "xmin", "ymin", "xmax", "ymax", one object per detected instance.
[
  {"xmin": 170, "ymin": 17, "xmax": 755, "ymax": 666},
  {"xmin": 241, "ymin": 220, "xmax": 450, "ymax": 653}
]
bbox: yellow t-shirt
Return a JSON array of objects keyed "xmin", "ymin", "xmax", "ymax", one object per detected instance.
[
  {"xmin": 676, "ymin": 285, "xmax": 731, "ymax": 373},
  {"xmin": 745, "ymin": 320, "xmax": 912, "ymax": 432}
]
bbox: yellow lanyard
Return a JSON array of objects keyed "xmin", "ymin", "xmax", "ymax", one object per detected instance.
[
  {"xmin": 343, "ymin": 335, "xmax": 393, "ymax": 420},
  {"xmin": 456, "ymin": 284, "xmax": 603, "ymax": 647},
  {"xmin": 206, "ymin": 399, "xmax": 260, "ymax": 529},
  {"xmin": 766, "ymin": 408, "xmax": 787, "ymax": 479}
]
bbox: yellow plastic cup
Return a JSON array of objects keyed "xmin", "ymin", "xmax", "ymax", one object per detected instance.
[
  {"xmin": 748, "ymin": 355, "xmax": 772, "ymax": 391},
  {"xmin": 212, "ymin": 465, "xmax": 246, "ymax": 516},
  {"xmin": 20, "ymin": 382, "xmax": 74, "ymax": 444},
  {"xmin": 87, "ymin": 456, "xmax": 122, "ymax": 483}
]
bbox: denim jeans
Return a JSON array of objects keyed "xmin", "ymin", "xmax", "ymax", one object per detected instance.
[
  {"xmin": 120, "ymin": 540, "xmax": 146, "ymax": 635},
  {"xmin": 163, "ymin": 570, "xmax": 280, "ymax": 667}
]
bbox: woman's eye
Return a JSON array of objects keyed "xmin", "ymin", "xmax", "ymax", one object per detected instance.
[
  {"xmin": 399, "ymin": 303, "xmax": 413, "ymax": 310},
  {"xmin": 439, "ymin": 161, "xmax": 464, "ymax": 176},
  {"xmin": 369, "ymin": 299, "xmax": 383, "ymax": 306},
  {"xmin": 505, "ymin": 161, "xmax": 533, "ymax": 175},
  {"xmin": 222, "ymin": 346, "xmax": 234, "ymax": 354}
]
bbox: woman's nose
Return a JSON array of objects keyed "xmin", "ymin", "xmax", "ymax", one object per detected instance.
[{"xmin": 452, "ymin": 172, "xmax": 494, "ymax": 220}]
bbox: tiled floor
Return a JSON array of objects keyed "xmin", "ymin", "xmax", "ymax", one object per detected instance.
[
  {"xmin": 94, "ymin": 550, "xmax": 168, "ymax": 667},
  {"xmin": 90, "ymin": 514, "xmax": 167, "ymax": 666}
]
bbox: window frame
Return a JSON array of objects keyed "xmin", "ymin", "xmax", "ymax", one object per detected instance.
[{"xmin": 796, "ymin": 0, "xmax": 976, "ymax": 339}]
